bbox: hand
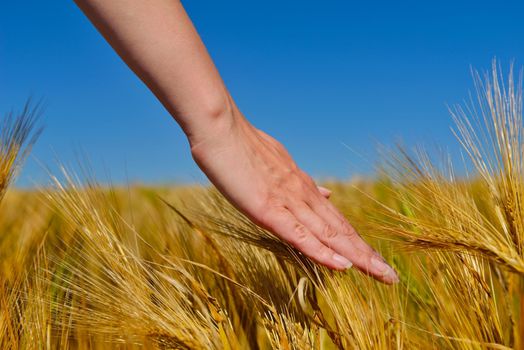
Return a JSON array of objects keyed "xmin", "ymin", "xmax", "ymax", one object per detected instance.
[
  {"xmin": 74, "ymin": 0, "xmax": 399, "ymax": 283},
  {"xmin": 190, "ymin": 111, "xmax": 399, "ymax": 284}
]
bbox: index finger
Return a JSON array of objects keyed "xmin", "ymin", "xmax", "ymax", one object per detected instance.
[{"xmin": 308, "ymin": 193, "xmax": 399, "ymax": 284}]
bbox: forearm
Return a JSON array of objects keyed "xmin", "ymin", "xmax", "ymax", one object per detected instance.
[
  {"xmin": 74, "ymin": 0, "xmax": 398, "ymax": 282},
  {"xmin": 74, "ymin": 0, "xmax": 237, "ymax": 146}
]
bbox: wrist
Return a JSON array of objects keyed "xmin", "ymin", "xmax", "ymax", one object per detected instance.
[
  {"xmin": 187, "ymin": 99, "xmax": 250, "ymax": 160},
  {"xmin": 185, "ymin": 93, "xmax": 236, "ymax": 146}
]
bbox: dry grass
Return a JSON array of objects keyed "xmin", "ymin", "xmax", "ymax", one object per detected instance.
[{"xmin": 1, "ymin": 61, "xmax": 524, "ymax": 349}]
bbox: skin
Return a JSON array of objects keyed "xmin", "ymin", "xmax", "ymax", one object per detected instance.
[{"xmin": 74, "ymin": 0, "xmax": 399, "ymax": 284}]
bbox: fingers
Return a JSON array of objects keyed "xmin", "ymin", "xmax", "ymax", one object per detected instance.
[
  {"xmin": 306, "ymin": 193, "xmax": 399, "ymax": 284},
  {"xmin": 261, "ymin": 167, "xmax": 397, "ymax": 283},
  {"xmin": 316, "ymin": 185, "xmax": 332, "ymax": 198},
  {"xmin": 261, "ymin": 207, "xmax": 353, "ymax": 270}
]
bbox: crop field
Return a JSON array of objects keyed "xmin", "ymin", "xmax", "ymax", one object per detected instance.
[{"xmin": 1, "ymin": 64, "xmax": 524, "ymax": 349}]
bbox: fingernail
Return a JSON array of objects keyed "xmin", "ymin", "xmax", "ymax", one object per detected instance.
[
  {"xmin": 318, "ymin": 186, "xmax": 332, "ymax": 195},
  {"xmin": 371, "ymin": 256, "xmax": 399, "ymax": 283},
  {"xmin": 317, "ymin": 186, "xmax": 332, "ymax": 197},
  {"xmin": 333, "ymin": 253, "xmax": 353, "ymax": 269}
]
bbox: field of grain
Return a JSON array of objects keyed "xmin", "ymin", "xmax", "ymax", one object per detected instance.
[{"xmin": 1, "ymin": 64, "xmax": 524, "ymax": 349}]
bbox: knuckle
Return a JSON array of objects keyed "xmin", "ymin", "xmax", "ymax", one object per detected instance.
[
  {"xmin": 272, "ymin": 171, "xmax": 298, "ymax": 191},
  {"xmin": 299, "ymin": 179, "xmax": 313, "ymax": 193},
  {"xmin": 287, "ymin": 174, "xmax": 303, "ymax": 192},
  {"xmin": 300, "ymin": 171, "xmax": 316, "ymax": 187},
  {"xmin": 257, "ymin": 204, "xmax": 285, "ymax": 228},
  {"xmin": 292, "ymin": 223, "xmax": 309, "ymax": 244},
  {"xmin": 331, "ymin": 211, "xmax": 354, "ymax": 235},
  {"xmin": 322, "ymin": 223, "xmax": 338, "ymax": 239},
  {"xmin": 344, "ymin": 224, "xmax": 359, "ymax": 240},
  {"xmin": 259, "ymin": 191, "xmax": 284, "ymax": 214},
  {"xmin": 265, "ymin": 191, "xmax": 282, "ymax": 207}
]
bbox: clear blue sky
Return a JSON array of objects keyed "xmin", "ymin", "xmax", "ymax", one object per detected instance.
[{"xmin": 2, "ymin": 1, "xmax": 524, "ymax": 186}]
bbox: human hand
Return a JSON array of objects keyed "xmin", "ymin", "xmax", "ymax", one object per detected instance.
[
  {"xmin": 74, "ymin": 0, "xmax": 398, "ymax": 284},
  {"xmin": 190, "ymin": 111, "xmax": 399, "ymax": 284}
]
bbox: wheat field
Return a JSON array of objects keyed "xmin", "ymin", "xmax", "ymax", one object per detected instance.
[{"xmin": 1, "ymin": 62, "xmax": 524, "ymax": 349}]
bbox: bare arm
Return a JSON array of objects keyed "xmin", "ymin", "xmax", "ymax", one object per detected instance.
[
  {"xmin": 75, "ymin": 0, "xmax": 398, "ymax": 283},
  {"xmin": 74, "ymin": 0, "xmax": 233, "ymax": 145}
]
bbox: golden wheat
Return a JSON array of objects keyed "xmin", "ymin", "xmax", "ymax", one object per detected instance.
[{"xmin": 1, "ymin": 62, "xmax": 524, "ymax": 349}]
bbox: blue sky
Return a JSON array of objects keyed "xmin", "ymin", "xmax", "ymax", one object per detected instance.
[{"xmin": 1, "ymin": 1, "xmax": 524, "ymax": 186}]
